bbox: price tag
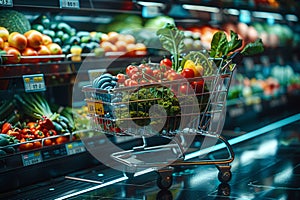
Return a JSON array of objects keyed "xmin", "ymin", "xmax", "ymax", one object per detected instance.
[
  {"xmin": 0, "ymin": 0, "xmax": 13, "ymax": 7},
  {"xmin": 229, "ymin": 106, "xmax": 245, "ymax": 118},
  {"xmin": 23, "ymin": 74, "xmax": 46, "ymax": 93},
  {"xmin": 65, "ymin": 141, "xmax": 86, "ymax": 155},
  {"xmin": 142, "ymin": 6, "xmax": 160, "ymax": 18},
  {"xmin": 22, "ymin": 151, "xmax": 43, "ymax": 166},
  {"xmin": 59, "ymin": 0, "xmax": 79, "ymax": 9},
  {"xmin": 86, "ymin": 100, "xmax": 104, "ymax": 115}
]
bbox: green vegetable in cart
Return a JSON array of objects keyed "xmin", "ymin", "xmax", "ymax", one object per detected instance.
[{"xmin": 156, "ymin": 23, "xmax": 185, "ymax": 72}]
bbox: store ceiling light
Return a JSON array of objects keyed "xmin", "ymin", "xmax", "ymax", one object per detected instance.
[
  {"xmin": 136, "ymin": 1, "xmax": 164, "ymax": 7},
  {"xmin": 286, "ymin": 14, "xmax": 298, "ymax": 22},
  {"xmin": 224, "ymin": 8, "xmax": 240, "ymax": 15},
  {"xmin": 252, "ymin": 11, "xmax": 283, "ymax": 20},
  {"xmin": 182, "ymin": 4, "xmax": 220, "ymax": 13}
]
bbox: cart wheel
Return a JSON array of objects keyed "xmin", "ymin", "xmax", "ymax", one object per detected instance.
[
  {"xmin": 157, "ymin": 172, "xmax": 173, "ymax": 190},
  {"xmin": 218, "ymin": 170, "xmax": 232, "ymax": 183},
  {"xmin": 217, "ymin": 183, "xmax": 231, "ymax": 196},
  {"xmin": 156, "ymin": 189, "xmax": 173, "ymax": 200}
]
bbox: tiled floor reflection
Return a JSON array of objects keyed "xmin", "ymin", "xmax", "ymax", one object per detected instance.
[{"xmin": 71, "ymin": 121, "xmax": 300, "ymax": 200}]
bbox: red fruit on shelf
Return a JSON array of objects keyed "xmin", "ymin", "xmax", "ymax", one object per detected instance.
[
  {"xmin": 21, "ymin": 47, "xmax": 39, "ymax": 63},
  {"xmin": 8, "ymin": 32, "xmax": 27, "ymax": 51},
  {"xmin": 4, "ymin": 46, "xmax": 21, "ymax": 64},
  {"xmin": 24, "ymin": 30, "xmax": 43, "ymax": 49}
]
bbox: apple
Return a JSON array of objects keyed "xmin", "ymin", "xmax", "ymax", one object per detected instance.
[
  {"xmin": 42, "ymin": 34, "xmax": 52, "ymax": 45},
  {"xmin": 37, "ymin": 45, "xmax": 51, "ymax": 62},
  {"xmin": 21, "ymin": 47, "xmax": 39, "ymax": 63},
  {"xmin": 8, "ymin": 32, "xmax": 27, "ymax": 51},
  {"xmin": 24, "ymin": 30, "xmax": 43, "ymax": 49},
  {"xmin": 0, "ymin": 37, "xmax": 4, "ymax": 49},
  {"xmin": 4, "ymin": 46, "xmax": 21, "ymax": 64},
  {"xmin": 47, "ymin": 43, "xmax": 62, "ymax": 61},
  {"xmin": 0, "ymin": 27, "xmax": 9, "ymax": 41}
]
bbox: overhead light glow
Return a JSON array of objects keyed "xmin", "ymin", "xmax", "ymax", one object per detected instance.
[
  {"xmin": 286, "ymin": 14, "xmax": 298, "ymax": 22},
  {"xmin": 182, "ymin": 4, "xmax": 220, "ymax": 13},
  {"xmin": 252, "ymin": 11, "xmax": 283, "ymax": 20},
  {"xmin": 137, "ymin": 1, "xmax": 164, "ymax": 7},
  {"xmin": 224, "ymin": 8, "xmax": 240, "ymax": 15}
]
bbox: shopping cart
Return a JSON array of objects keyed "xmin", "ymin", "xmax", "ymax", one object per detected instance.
[{"xmin": 82, "ymin": 53, "xmax": 242, "ymax": 190}]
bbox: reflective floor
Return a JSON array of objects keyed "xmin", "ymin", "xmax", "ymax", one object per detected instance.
[
  {"xmin": 3, "ymin": 115, "xmax": 300, "ymax": 200},
  {"xmin": 67, "ymin": 118, "xmax": 300, "ymax": 200}
]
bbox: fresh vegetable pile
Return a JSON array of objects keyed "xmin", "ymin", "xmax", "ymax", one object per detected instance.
[
  {"xmin": 88, "ymin": 23, "xmax": 264, "ymax": 135},
  {"xmin": 0, "ymin": 93, "xmax": 78, "ymax": 156}
]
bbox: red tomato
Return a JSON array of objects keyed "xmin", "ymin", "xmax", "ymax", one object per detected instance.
[
  {"xmin": 160, "ymin": 58, "xmax": 172, "ymax": 70},
  {"xmin": 117, "ymin": 73, "xmax": 126, "ymax": 84},
  {"xmin": 139, "ymin": 79, "xmax": 148, "ymax": 84},
  {"xmin": 153, "ymin": 69, "xmax": 162, "ymax": 78},
  {"xmin": 181, "ymin": 68, "xmax": 195, "ymax": 79},
  {"xmin": 164, "ymin": 69, "xmax": 176, "ymax": 78},
  {"xmin": 167, "ymin": 71, "xmax": 182, "ymax": 81},
  {"xmin": 142, "ymin": 66, "xmax": 154, "ymax": 77},
  {"xmin": 126, "ymin": 65, "xmax": 138, "ymax": 77},
  {"xmin": 191, "ymin": 80, "xmax": 204, "ymax": 93},
  {"xmin": 179, "ymin": 84, "xmax": 194, "ymax": 95},
  {"xmin": 131, "ymin": 72, "xmax": 142, "ymax": 80},
  {"xmin": 124, "ymin": 79, "xmax": 138, "ymax": 86}
]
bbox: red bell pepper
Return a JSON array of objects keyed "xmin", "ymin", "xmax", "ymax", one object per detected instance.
[
  {"xmin": 1, "ymin": 122, "xmax": 12, "ymax": 134},
  {"xmin": 38, "ymin": 116, "xmax": 55, "ymax": 130}
]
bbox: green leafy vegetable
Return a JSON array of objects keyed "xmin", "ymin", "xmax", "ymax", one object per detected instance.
[
  {"xmin": 156, "ymin": 23, "xmax": 185, "ymax": 72},
  {"xmin": 241, "ymin": 39, "xmax": 264, "ymax": 56},
  {"xmin": 209, "ymin": 30, "xmax": 264, "ymax": 69},
  {"xmin": 209, "ymin": 31, "xmax": 228, "ymax": 58},
  {"xmin": 227, "ymin": 31, "xmax": 243, "ymax": 54}
]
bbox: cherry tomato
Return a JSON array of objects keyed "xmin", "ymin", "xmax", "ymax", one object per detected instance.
[
  {"xmin": 181, "ymin": 68, "xmax": 195, "ymax": 79},
  {"xmin": 126, "ymin": 65, "xmax": 138, "ymax": 77},
  {"xmin": 160, "ymin": 58, "xmax": 172, "ymax": 70},
  {"xmin": 19, "ymin": 142, "xmax": 34, "ymax": 151},
  {"xmin": 167, "ymin": 71, "xmax": 182, "ymax": 81},
  {"xmin": 124, "ymin": 79, "xmax": 138, "ymax": 86},
  {"xmin": 43, "ymin": 139, "xmax": 53, "ymax": 146},
  {"xmin": 139, "ymin": 79, "xmax": 148, "ymax": 84},
  {"xmin": 116, "ymin": 73, "xmax": 126, "ymax": 84},
  {"xmin": 142, "ymin": 66, "xmax": 154, "ymax": 77},
  {"xmin": 191, "ymin": 79, "xmax": 204, "ymax": 93},
  {"xmin": 131, "ymin": 72, "xmax": 142, "ymax": 80},
  {"xmin": 179, "ymin": 84, "xmax": 193, "ymax": 95},
  {"xmin": 153, "ymin": 69, "xmax": 162, "ymax": 78},
  {"xmin": 55, "ymin": 136, "xmax": 68, "ymax": 144},
  {"xmin": 33, "ymin": 141, "xmax": 42, "ymax": 149},
  {"xmin": 164, "ymin": 69, "xmax": 176, "ymax": 78}
]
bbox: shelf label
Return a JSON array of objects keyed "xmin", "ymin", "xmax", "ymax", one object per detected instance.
[
  {"xmin": 86, "ymin": 99, "xmax": 104, "ymax": 115},
  {"xmin": 59, "ymin": 0, "xmax": 79, "ymax": 9},
  {"xmin": 23, "ymin": 74, "xmax": 46, "ymax": 93},
  {"xmin": 229, "ymin": 106, "xmax": 245, "ymax": 118},
  {"xmin": 65, "ymin": 141, "xmax": 86, "ymax": 155},
  {"xmin": 0, "ymin": 0, "xmax": 13, "ymax": 7},
  {"xmin": 22, "ymin": 151, "xmax": 43, "ymax": 166}
]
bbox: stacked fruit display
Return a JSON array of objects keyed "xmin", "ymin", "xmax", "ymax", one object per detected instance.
[{"xmin": 0, "ymin": 26, "xmax": 63, "ymax": 64}]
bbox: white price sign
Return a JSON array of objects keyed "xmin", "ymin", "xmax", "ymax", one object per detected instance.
[
  {"xmin": 60, "ymin": 0, "xmax": 79, "ymax": 9},
  {"xmin": 0, "ymin": 0, "xmax": 13, "ymax": 7},
  {"xmin": 65, "ymin": 141, "xmax": 86, "ymax": 155},
  {"xmin": 23, "ymin": 74, "xmax": 46, "ymax": 93},
  {"xmin": 22, "ymin": 151, "xmax": 43, "ymax": 166}
]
